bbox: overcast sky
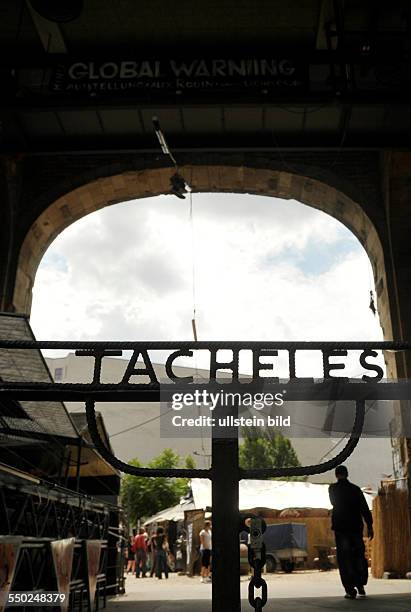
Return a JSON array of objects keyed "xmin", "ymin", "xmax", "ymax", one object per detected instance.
[{"xmin": 30, "ymin": 193, "xmax": 384, "ymax": 377}]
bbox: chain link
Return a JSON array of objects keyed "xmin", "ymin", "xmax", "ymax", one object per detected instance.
[
  {"xmin": 248, "ymin": 548, "xmax": 268, "ymax": 609},
  {"xmin": 246, "ymin": 518, "xmax": 268, "ymax": 610}
]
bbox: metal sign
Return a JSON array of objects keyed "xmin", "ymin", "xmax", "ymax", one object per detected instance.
[
  {"xmin": 11, "ymin": 51, "xmax": 411, "ymax": 107},
  {"xmin": 0, "ymin": 339, "xmax": 405, "ymax": 386},
  {"xmin": 50, "ymin": 57, "xmax": 306, "ymax": 97},
  {"xmin": 72, "ymin": 344, "xmax": 385, "ymax": 384}
]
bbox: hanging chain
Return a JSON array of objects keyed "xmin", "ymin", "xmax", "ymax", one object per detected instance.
[{"xmin": 247, "ymin": 518, "xmax": 268, "ymax": 610}]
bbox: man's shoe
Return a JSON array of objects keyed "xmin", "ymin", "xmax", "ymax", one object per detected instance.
[
  {"xmin": 357, "ymin": 586, "xmax": 366, "ymax": 597},
  {"xmin": 344, "ymin": 589, "xmax": 357, "ymax": 599}
]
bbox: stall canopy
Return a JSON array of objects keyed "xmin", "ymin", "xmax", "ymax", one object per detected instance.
[
  {"xmin": 144, "ymin": 500, "xmax": 196, "ymax": 526},
  {"xmin": 143, "ymin": 478, "xmax": 374, "ymax": 526},
  {"xmin": 190, "ymin": 478, "xmax": 374, "ymax": 511}
]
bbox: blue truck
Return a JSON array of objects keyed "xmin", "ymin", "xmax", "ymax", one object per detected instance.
[{"xmin": 240, "ymin": 522, "xmax": 308, "ymax": 574}]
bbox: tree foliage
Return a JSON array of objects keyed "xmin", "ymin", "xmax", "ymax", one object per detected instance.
[
  {"xmin": 120, "ymin": 449, "xmax": 195, "ymax": 525},
  {"xmin": 239, "ymin": 427, "xmax": 303, "ymax": 480}
]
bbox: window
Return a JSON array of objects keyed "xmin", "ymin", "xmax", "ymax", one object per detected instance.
[{"xmin": 54, "ymin": 367, "xmax": 64, "ymax": 382}]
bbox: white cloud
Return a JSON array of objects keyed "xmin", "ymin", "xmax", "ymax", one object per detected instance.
[{"xmin": 31, "ymin": 192, "xmax": 384, "ymax": 376}]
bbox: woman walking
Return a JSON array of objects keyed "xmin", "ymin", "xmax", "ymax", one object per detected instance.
[
  {"xmin": 126, "ymin": 535, "xmax": 136, "ymax": 574},
  {"xmin": 153, "ymin": 527, "xmax": 169, "ymax": 579}
]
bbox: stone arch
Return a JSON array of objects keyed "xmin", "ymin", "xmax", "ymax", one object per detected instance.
[{"xmin": 13, "ymin": 164, "xmax": 392, "ymax": 341}]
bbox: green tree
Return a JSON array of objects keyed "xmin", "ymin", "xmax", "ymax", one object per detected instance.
[
  {"xmin": 120, "ymin": 449, "xmax": 195, "ymax": 524},
  {"xmin": 184, "ymin": 454, "xmax": 196, "ymax": 470},
  {"xmin": 239, "ymin": 427, "xmax": 303, "ymax": 480}
]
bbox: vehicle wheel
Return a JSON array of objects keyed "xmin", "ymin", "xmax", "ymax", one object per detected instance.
[
  {"xmin": 265, "ymin": 556, "xmax": 276, "ymax": 573},
  {"xmin": 280, "ymin": 560, "xmax": 294, "ymax": 573}
]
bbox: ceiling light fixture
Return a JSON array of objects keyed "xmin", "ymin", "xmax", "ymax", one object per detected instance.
[
  {"xmin": 152, "ymin": 116, "xmax": 190, "ymax": 199},
  {"xmin": 170, "ymin": 173, "xmax": 189, "ymax": 199}
]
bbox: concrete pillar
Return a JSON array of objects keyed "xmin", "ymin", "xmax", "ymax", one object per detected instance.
[{"xmin": 383, "ymin": 151, "xmax": 411, "ymax": 488}]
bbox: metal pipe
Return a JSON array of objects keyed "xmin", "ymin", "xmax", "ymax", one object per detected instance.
[
  {"xmin": 2, "ymin": 339, "xmax": 411, "ymax": 349},
  {"xmin": 211, "ymin": 401, "xmax": 240, "ymax": 611}
]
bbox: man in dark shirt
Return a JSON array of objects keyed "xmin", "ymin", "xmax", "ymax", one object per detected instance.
[{"xmin": 328, "ymin": 465, "xmax": 373, "ymax": 600}]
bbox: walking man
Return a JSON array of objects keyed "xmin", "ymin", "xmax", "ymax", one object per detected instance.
[
  {"xmin": 199, "ymin": 520, "xmax": 212, "ymax": 583},
  {"xmin": 329, "ymin": 465, "xmax": 374, "ymax": 599}
]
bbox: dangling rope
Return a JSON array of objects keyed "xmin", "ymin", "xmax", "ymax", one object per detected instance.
[
  {"xmin": 188, "ymin": 192, "xmax": 210, "ymax": 466},
  {"xmin": 189, "ymin": 190, "xmax": 198, "ymax": 340}
]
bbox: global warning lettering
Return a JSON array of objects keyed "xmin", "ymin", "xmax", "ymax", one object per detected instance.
[
  {"xmin": 51, "ymin": 57, "xmax": 305, "ymax": 96},
  {"xmin": 66, "ymin": 59, "xmax": 296, "ymax": 80}
]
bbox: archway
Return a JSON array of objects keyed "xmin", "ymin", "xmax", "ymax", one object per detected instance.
[
  {"xmin": 14, "ymin": 164, "xmax": 392, "ymax": 350},
  {"xmin": 31, "ymin": 189, "xmax": 392, "ymax": 492}
]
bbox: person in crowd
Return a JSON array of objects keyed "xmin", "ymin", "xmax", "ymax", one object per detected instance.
[
  {"xmin": 199, "ymin": 520, "xmax": 212, "ymax": 583},
  {"xmin": 134, "ymin": 527, "xmax": 148, "ymax": 577},
  {"xmin": 329, "ymin": 465, "xmax": 373, "ymax": 600},
  {"xmin": 149, "ymin": 530, "xmax": 157, "ymax": 577},
  {"xmin": 146, "ymin": 530, "xmax": 153, "ymax": 575},
  {"xmin": 153, "ymin": 526, "xmax": 169, "ymax": 579},
  {"xmin": 126, "ymin": 534, "xmax": 136, "ymax": 574}
]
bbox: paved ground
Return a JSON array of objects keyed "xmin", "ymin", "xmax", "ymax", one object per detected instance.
[{"xmin": 107, "ymin": 570, "xmax": 411, "ymax": 611}]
